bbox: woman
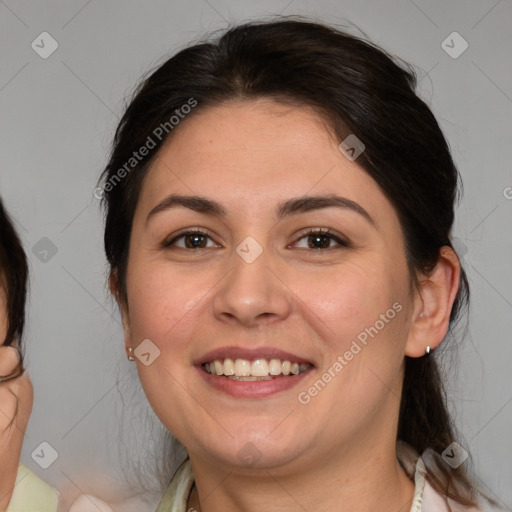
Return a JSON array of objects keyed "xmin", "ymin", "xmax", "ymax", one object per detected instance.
[
  {"xmin": 0, "ymin": 199, "xmax": 60, "ymax": 511},
  {"xmin": 99, "ymin": 18, "xmax": 501, "ymax": 512},
  {"xmin": 1, "ymin": 201, "xmax": 112, "ymax": 511}
]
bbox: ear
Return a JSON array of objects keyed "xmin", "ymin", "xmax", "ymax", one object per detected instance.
[
  {"xmin": 109, "ymin": 271, "xmax": 133, "ymax": 358},
  {"xmin": 405, "ymin": 246, "xmax": 461, "ymax": 358}
]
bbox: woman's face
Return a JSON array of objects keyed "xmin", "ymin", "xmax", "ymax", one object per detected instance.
[{"xmin": 121, "ymin": 99, "xmax": 418, "ymax": 473}]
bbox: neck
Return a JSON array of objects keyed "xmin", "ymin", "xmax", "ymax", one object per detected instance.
[{"xmin": 187, "ymin": 442, "xmax": 415, "ymax": 512}]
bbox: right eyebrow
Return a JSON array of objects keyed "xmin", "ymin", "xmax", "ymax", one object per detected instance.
[{"xmin": 146, "ymin": 194, "xmax": 227, "ymax": 225}]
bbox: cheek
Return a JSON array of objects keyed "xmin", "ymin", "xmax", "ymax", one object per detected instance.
[
  {"xmin": 296, "ymin": 256, "xmax": 407, "ymax": 346},
  {"xmin": 293, "ymin": 260, "xmax": 409, "ymax": 429},
  {"xmin": 126, "ymin": 259, "xmax": 209, "ymax": 343},
  {"xmin": 125, "ymin": 262, "xmax": 210, "ymax": 433}
]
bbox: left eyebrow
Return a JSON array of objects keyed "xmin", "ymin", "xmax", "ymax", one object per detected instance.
[
  {"xmin": 275, "ymin": 194, "xmax": 375, "ymax": 227},
  {"xmin": 146, "ymin": 193, "xmax": 375, "ymax": 227}
]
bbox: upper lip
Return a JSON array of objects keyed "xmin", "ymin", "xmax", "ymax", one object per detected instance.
[{"xmin": 194, "ymin": 346, "xmax": 315, "ymax": 366}]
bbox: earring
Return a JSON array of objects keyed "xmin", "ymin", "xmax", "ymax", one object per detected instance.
[
  {"xmin": 425, "ymin": 346, "xmax": 431, "ymax": 355},
  {"xmin": 127, "ymin": 347, "xmax": 135, "ymax": 361}
]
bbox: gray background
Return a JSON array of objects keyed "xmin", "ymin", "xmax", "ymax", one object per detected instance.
[{"xmin": 1, "ymin": 0, "xmax": 511, "ymax": 509}]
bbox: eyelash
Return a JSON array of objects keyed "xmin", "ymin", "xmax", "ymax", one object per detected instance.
[{"xmin": 162, "ymin": 228, "xmax": 349, "ymax": 250}]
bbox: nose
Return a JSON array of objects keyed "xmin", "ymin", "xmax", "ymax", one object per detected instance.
[{"xmin": 212, "ymin": 243, "xmax": 292, "ymax": 328}]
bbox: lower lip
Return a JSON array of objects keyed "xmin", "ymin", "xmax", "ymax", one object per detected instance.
[{"xmin": 196, "ymin": 365, "xmax": 313, "ymax": 398}]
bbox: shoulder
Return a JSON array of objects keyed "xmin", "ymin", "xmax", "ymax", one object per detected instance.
[
  {"xmin": 397, "ymin": 442, "xmax": 502, "ymax": 512},
  {"xmin": 6, "ymin": 465, "xmax": 59, "ymax": 512},
  {"xmin": 422, "ymin": 479, "xmax": 502, "ymax": 512}
]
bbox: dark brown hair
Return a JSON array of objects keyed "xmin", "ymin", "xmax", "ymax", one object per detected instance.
[
  {"xmin": 100, "ymin": 18, "xmax": 495, "ymax": 508},
  {"xmin": 0, "ymin": 198, "xmax": 28, "ymax": 366}
]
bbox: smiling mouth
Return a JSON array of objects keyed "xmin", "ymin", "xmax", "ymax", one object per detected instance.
[{"xmin": 202, "ymin": 358, "xmax": 312, "ymax": 381}]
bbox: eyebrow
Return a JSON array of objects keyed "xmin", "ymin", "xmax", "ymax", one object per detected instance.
[{"xmin": 146, "ymin": 193, "xmax": 375, "ymax": 226}]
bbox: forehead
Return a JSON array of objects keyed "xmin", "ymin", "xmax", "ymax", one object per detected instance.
[
  {"xmin": 137, "ymin": 99, "xmax": 395, "ymax": 224},
  {"xmin": 158, "ymin": 99, "xmax": 337, "ymax": 175}
]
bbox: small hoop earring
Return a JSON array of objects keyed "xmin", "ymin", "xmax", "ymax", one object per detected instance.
[
  {"xmin": 127, "ymin": 347, "xmax": 135, "ymax": 361},
  {"xmin": 425, "ymin": 346, "xmax": 431, "ymax": 355}
]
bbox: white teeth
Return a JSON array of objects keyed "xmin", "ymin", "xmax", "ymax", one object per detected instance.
[
  {"xmin": 234, "ymin": 359, "xmax": 251, "ymax": 377},
  {"xmin": 214, "ymin": 360, "xmax": 224, "ymax": 376},
  {"xmin": 251, "ymin": 359, "xmax": 269, "ymax": 377},
  {"xmin": 269, "ymin": 359, "xmax": 282, "ymax": 375},
  {"xmin": 223, "ymin": 358, "xmax": 235, "ymax": 376},
  {"xmin": 227, "ymin": 375, "xmax": 273, "ymax": 381},
  {"xmin": 203, "ymin": 358, "xmax": 311, "ymax": 377}
]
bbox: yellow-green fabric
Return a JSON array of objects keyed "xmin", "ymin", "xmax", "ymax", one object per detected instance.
[
  {"xmin": 6, "ymin": 466, "xmax": 59, "ymax": 512},
  {"xmin": 155, "ymin": 458, "xmax": 194, "ymax": 512}
]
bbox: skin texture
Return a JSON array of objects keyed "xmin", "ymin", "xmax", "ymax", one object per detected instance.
[
  {"xmin": 115, "ymin": 99, "xmax": 460, "ymax": 512},
  {"xmin": 0, "ymin": 288, "xmax": 33, "ymax": 511}
]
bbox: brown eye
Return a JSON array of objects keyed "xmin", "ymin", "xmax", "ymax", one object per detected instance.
[
  {"xmin": 183, "ymin": 233, "xmax": 208, "ymax": 248},
  {"xmin": 307, "ymin": 233, "xmax": 333, "ymax": 249},
  {"xmin": 293, "ymin": 229, "xmax": 349, "ymax": 250},
  {"xmin": 163, "ymin": 230, "xmax": 219, "ymax": 249}
]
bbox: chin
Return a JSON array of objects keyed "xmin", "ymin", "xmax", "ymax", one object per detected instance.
[{"xmin": 190, "ymin": 425, "xmax": 312, "ymax": 471}]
